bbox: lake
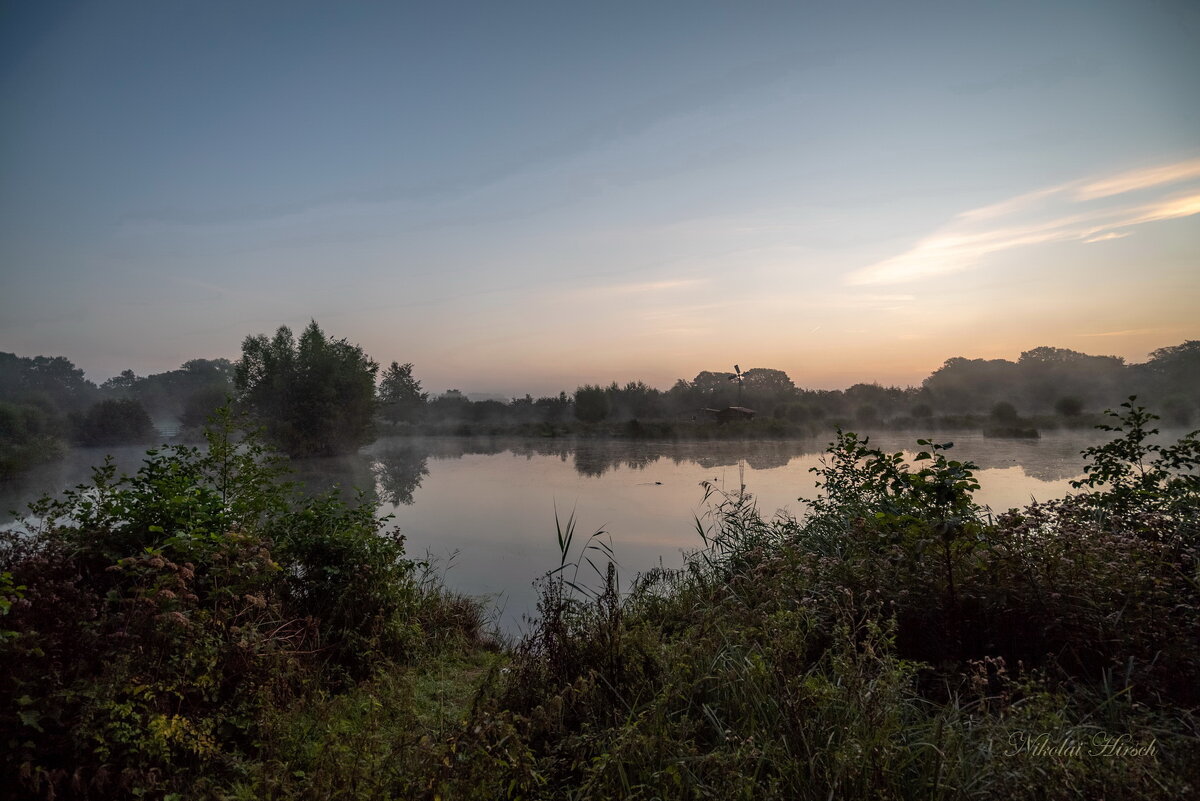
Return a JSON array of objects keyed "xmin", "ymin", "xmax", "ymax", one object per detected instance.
[{"xmin": 4, "ymin": 428, "xmax": 1133, "ymax": 634}]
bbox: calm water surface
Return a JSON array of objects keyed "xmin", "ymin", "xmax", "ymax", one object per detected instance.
[
  {"xmin": 2, "ymin": 429, "xmax": 1137, "ymax": 633},
  {"xmin": 363, "ymin": 431, "xmax": 1115, "ymax": 632}
]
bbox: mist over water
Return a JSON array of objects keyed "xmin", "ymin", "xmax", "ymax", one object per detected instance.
[{"xmin": 6, "ymin": 428, "xmax": 1155, "ymax": 633}]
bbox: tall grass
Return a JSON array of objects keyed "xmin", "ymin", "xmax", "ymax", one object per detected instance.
[{"xmin": 433, "ymin": 410, "xmax": 1200, "ymax": 799}]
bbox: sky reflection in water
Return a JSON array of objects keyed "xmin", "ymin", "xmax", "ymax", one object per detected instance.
[{"xmin": 0, "ymin": 429, "xmax": 1141, "ymax": 634}]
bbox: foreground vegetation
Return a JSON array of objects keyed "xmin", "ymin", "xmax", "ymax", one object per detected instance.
[
  {"xmin": 2, "ymin": 401, "xmax": 1198, "ymax": 799},
  {"xmin": 0, "ymin": 411, "xmax": 489, "ymax": 799}
]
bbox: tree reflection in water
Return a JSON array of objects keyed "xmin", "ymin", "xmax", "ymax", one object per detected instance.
[
  {"xmin": 371, "ymin": 444, "xmax": 432, "ymax": 506},
  {"xmin": 286, "ymin": 430, "xmax": 1119, "ymax": 514},
  {"xmin": 2, "ymin": 431, "xmax": 1119, "ymax": 528},
  {"xmin": 288, "ymin": 453, "xmax": 379, "ymax": 506},
  {"xmin": 363, "ymin": 437, "xmax": 820, "ymax": 481}
]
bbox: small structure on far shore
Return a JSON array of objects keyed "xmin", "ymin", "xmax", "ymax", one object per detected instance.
[{"xmin": 703, "ymin": 406, "xmax": 757, "ymax": 424}]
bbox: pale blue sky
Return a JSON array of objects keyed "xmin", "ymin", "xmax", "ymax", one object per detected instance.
[{"xmin": 2, "ymin": 0, "xmax": 1197, "ymax": 394}]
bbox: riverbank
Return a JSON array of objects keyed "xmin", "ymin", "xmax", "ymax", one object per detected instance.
[{"xmin": 3, "ymin": 406, "xmax": 1197, "ymax": 799}]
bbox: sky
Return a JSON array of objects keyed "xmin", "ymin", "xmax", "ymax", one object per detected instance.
[{"xmin": 1, "ymin": 0, "xmax": 1198, "ymax": 395}]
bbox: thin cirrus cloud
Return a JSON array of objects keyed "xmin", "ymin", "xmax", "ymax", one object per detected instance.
[
  {"xmin": 1074, "ymin": 158, "xmax": 1200, "ymax": 201},
  {"xmin": 846, "ymin": 158, "xmax": 1200, "ymax": 286},
  {"xmin": 1082, "ymin": 231, "xmax": 1131, "ymax": 244},
  {"xmin": 563, "ymin": 277, "xmax": 712, "ymax": 298},
  {"xmin": 1079, "ymin": 327, "xmax": 1169, "ymax": 338}
]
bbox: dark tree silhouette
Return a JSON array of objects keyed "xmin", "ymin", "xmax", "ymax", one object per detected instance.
[
  {"xmin": 378, "ymin": 361, "xmax": 428, "ymax": 424},
  {"xmin": 235, "ymin": 321, "xmax": 378, "ymax": 456}
]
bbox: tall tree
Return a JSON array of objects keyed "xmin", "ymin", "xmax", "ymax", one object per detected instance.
[
  {"xmin": 235, "ymin": 321, "xmax": 378, "ymax": 456},
  {"xmin": 574, "ymin": 384, "xmax": 610, "ymax": 423},
  {"xmin": 378, "ymin": 361, "xmax": 428, "ymax": 423}
]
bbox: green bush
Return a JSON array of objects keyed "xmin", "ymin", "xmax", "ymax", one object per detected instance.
[
  {"xmin": 1070, "ymin": 396, "xmax": 1200, "ymax": 544},
  {"xmin": 71, "ymin": 397, "xmax": 155, "ymax": 446},
  {"xmin": 0, "ymin": 409, "xmax": 481, "ymax": 799},
  {"xmin": 0, "ymin": 399, "xmax": 62, "ymax": 477}
]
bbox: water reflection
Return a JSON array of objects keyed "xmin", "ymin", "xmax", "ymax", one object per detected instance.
[
  {"xmin": 0, "ymin": 443, "xmax": 154, "ymax": 523},
  {"xmin": 4, "ymin": 429, "xmax": 1176, "ymax": 525},
  {"xmin": 371, "ymin": 444, "xmax": 431, "ymax": 506},
  {"xmin": 0, "ymin": 430, "xmax": 1152, "ymax": 633},
  {"xmin": 360, "ymin": 436, "xmax": 823, "ymax": 494},
  {"xmin": 287, "ymin": 453, "xmax": 379, "ymax": 505},
  {"xmin": 860, "ymin": 430, "xmax": 1115, "ymax": 483},
  {"xmin": 352, "ymin": 432, "xmax": 1114, "ymax": 502},
  {"xmin": 356, "ymin": 432, "xmax": 1122, "ymax": 634}
]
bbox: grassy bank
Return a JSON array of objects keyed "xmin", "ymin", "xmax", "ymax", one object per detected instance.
[{"xmin": 3, "ymin": 403, "xmax": 1198, "ymax": 799}]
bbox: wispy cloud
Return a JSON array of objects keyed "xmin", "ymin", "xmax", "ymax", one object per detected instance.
[
  {"xmin": 847, "ymin": 158, "xmax": 1200, "ymax": 286},
  {"xmin": 1083, "ymin": 231, "xmax": 1130, "ymax": 244},
  {"xmin": 958, "ymin": 185, "xmax": 1066, "ymax": 222},
  {"xmin": 1079, "ymin": 327, "xmax": 1168, "ymax": 337},
  {"xmin": 1075, "ymin": 158, "xmax": 1200, "ymax": 201},
  {"xmin": 1130, "ymin": 193, "xmax": 1200, "ymax": 224}
]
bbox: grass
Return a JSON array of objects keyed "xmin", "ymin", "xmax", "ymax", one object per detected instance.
[
  {"xmin": 229, "ymin": 647, "xmax": 506, "ymax": 801},
  {"xmin": 411, "ymin": 649, "xmax": 507, "ymax": 735}
]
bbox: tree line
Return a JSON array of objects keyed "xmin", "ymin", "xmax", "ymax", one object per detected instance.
[
  {"xmin": 0, "ymin": 354, "xmax": 233, "ymax": 476},
  {"xmin": 2, "ymin": 322, "xmax": 1197, "ymax": 470},
  {"xmin": 383, "ymin": 343, "xmax": 1199, "ymax": 433}
]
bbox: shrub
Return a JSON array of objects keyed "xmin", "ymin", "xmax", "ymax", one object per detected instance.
[
  {"xmin": 990, "ymin": 401, "xmax": 1019, "ymax": 422},
  {"xmin": 71, "ymin": 397, "xmax": 154, "ymax": 446},
  {"xmin": 0, "ymin": 401, "xmax": 63, "ymax": 477},
  {"xmin": 854, "ymin": 404, "xmax": 879, "ymax": 424},
  {"xmin": 1069, "ymin": 397, "xmax": 1200, "ymax": 544},
  {"xmin": 0, "ymin": 409, "xmax": 471, "ymax": 799},
  {"xmin": 1054, "ymin": 395, "xmax": 1084, "ymax": 416},
  {"xmin": 574, "ymin": 384, "xmax": 610, "ymax": 423}
]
